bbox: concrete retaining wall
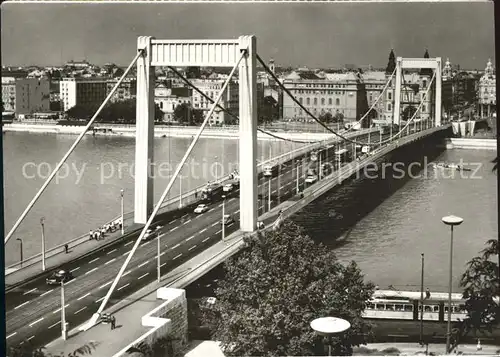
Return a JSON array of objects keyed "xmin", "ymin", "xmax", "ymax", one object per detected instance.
[
  {"xmin": 444, "ymin": 138, "xmax": 497, "ymax": 150},
  {"xmin": 112, "ymin": 288, "xmax": 188, "ymax": 357}
]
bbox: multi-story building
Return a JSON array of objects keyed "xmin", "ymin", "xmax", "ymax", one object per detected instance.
[
  {"xmin": 2, "ymin": 77, "xmax": 50, "ymax": 117},
  {"xmin": 477, "ymin": 59, "xmax": 496, "ymax": 118},
  {"xmin": 59, "ymin": 77, "xmax": 108, "ymax": 111},
  {"xmin": 154, "ymin": 84, "xmax": 191, "ymax": 123},
  {"xmin": 190, "ymin": 79, "xmax": 239, "ymax": 125},
  {"xmin": 106, "ymin": 78, "xmax": 137, "ymax": 103},
  {"xmin": 282, "ymin": 70, "xmax": 367, "ymax": 122},
  {"xmin": 361, "ymin": 71, "xmax": 387, "ymax": 122}
]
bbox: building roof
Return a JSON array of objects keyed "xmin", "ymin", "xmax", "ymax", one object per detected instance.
[
  {"xmin": 324, "ymin": 72, "xmax": 358, "ymax": 81},
  {"xmin": 362, "ymin": 71, "xmax": 386, "ymax": 81}
]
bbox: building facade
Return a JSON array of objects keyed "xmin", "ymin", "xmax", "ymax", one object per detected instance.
[
  {"xmin": 2, "ymin": 77, "xmax": 50, "ymax": 117},
  {"xmin": 477, "ymin": 59, "xmax": 496, "ymax": 118},
  {"xmin": 106, "ymin": 78, "xmax": 137, "ymax": 103},
  {"xmin": 190, "ymin": 79, "xmax": 239, "ymax": 125},
  {"xmin": 60, "ymin": 77, "xmax": 108, "ymax": 111},
  {"xmin": 282, "ymin": 71, "xmax": 367, "ymax": 122},
  {"xmin": 154, "ymin": 84, "xmax": 192, "ymax": 123}
]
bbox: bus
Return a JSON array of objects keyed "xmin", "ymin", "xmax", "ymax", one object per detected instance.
[
  {"xmin": 201, "ymin": 182, "xmax": 224, "ymax": 202},
  {"xmin": 334, "ymin": 148, "xmax": 349, "ymax": 168}
]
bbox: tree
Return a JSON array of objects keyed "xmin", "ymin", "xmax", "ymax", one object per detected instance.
[
  {"xmin": 66, "ymin": 104, "xmax": 99, "ymax": 120},
  {"xmin": 202, "ymin": 221, "xmax": 374, "ymax": 356},
  {"xmin": 126, "ymin": 336, "xmax": 175, "ymax": 357},
  {"xmin": 319, "ymin": 112, "xmax": 333, "ymax": 123},
  {"xmin": 334, "ymin": 112, "xmax": 344, "ymax": 123},
  {"xmin": 450, "ymin": 239, "xmax": 500, "ymax": 351},
  {"xmin": 191, "ymin": 109, "xmax": 204, "ymax": 125},
  {"xmin": 8, "ymin": 341, "xmax": 99, "ymax": 357},
  {"xmin": 258, "ymin": 96, "xmax": 279, "ymax": 125},
  {"xmin": 173, "ymin": 103, "xmax": 190, "ymax": 124}
]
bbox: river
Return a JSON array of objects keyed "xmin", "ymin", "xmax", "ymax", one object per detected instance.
[{"xmin": 2, "ymin": 132, "xmax": 302, "ymax": 265}]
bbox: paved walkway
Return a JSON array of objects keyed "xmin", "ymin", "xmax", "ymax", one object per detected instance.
[{"xmin": 358, "ymin": 342, "xmax": 500, "ymax": 356}]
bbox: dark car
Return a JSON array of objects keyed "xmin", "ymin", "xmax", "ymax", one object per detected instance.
[{"xmin": 46, "ymin": 269, "xmax": 74, "ymax": 285}]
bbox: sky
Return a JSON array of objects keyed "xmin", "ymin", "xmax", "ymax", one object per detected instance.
[{"xmin": 0, "ymin": 1, "xmax": 495, "ymax": 70}]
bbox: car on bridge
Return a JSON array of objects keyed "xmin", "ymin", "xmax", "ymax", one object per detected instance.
[
  {"xmin": 223, "ymin": 183, "xmax": 234, "ymax": 192},
  {"xmin": 194, "ymin": 203, "xmax": 209, "ymax": 214},
  {"xmin": 305, "ymin": 175, "xmax": 318, "ymax": 184},
  {"xmin": 221, "ymin": 214, "xmax": 235, "ymax": 226},
  {"xmin": 141, "ymin": 229, "xmax": 153, "ymax": 241},
  {"xmin": 46, "ymin": 269, "xmax": 74, "ymax": 285}
]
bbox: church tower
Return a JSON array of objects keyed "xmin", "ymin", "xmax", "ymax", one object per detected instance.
[
  {"xmin": 442, "ymin": 58, "xmax": 452, "ymax": 80},
  {"xmin": 385, "ymin": 49, "xmax": 396, "ymax": 74}
]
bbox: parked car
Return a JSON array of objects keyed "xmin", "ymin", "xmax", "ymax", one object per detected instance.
[
  {"xmin": 221, "ymin": 214, "xmax": 235, "ymax": 226},
  {"xmin": 223, "ymin": 183, "xmax": 234, "ymax": 192},
  {"xmin": 305, "ymin": 175, "xmax": 318, "ymax": 184},
  {"xmin": 46, "ymin": 269, "xmax": 74, "ymax": 285},
  {"xmin": 194, "ymin": 204, "xmax": 209, "ymax": 214}
]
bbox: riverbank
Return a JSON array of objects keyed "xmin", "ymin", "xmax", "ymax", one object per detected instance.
[{"xmin": 2, "ymin": 122, "xmax": 335, "ymax": 141}]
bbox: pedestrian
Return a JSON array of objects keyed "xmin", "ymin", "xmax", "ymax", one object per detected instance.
[
  {"xmin": 64, "ymin": 244, "xmax": 69, "ymax": 254},
  {"xmin": 89, "ymin": 230, "xmax": 93, "ymax": 241},
  {"xmin": 195, "ymin": 190, "xmax": 198, "ymax": 199},
  {"xmin": 111, "ymin": 316, "xmax": 116, "ymax": 330},
  {"xmin": 425, "ymin": 288, "xmax": 431, "ymax": 299}
]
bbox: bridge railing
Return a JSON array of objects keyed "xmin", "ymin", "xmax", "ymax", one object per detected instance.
[{"xmin": 5, "ymin": 128, "xmax": 377, "ymax": 274}]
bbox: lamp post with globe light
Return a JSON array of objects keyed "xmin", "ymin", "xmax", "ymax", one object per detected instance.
[
  {"xmin": 442, "ymin": 215, "xmax": 463, "ymax": 354},
  {"xmin": 310, "ymin": 317, "xmax": 351, "ymax": 356}
]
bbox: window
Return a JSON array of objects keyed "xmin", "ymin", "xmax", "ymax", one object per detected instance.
[
  {"xmin": 388, "ymin": 91, "xmax": 392, "ymax": 100},
  {"xmin": 423, "ymin": 80, "xmax": 427, "ymax": 88},
  {"xmin": 306, "ymin": 98, "xmax": 310, "ymax": 105},
  {"xmin": 321, "ymin": 98, "xmax": 325, "ymax": 105},
  {"xmin": 388, "ymin": 103, "xmax": 392, "ymax": 112},
  {"xmin": 299, "ymin": 97, "xmax": 303, "ymax": 104},
  {"xmin": 314, "ymin": 98, "xmax": 318, "ymax": 105},
  {"xmin": 422, "ymin": 105, "xmax": 426, "ymax": 112},
  {"xmin": 329, "ymin": 98, "xmax": 333, "ymax": 105},
  {"xmin": 335, "ymin": 98, "xmax": 340, "ymax": 106}
]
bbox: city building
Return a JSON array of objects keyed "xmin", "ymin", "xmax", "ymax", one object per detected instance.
[
  {"xmin": 477, "ymin": 59, "xmax": 496, "ymax": 118},
  {"xmin": 154, "ymin": 83, "xmax": 192, "ymax": 123},
  {"xmin": 106, "ymin": 78, "xmax": 137, "ymax": 103},
  {"xmin": 190, "ymin": 79, "xmax": 239, "ymax": 125},
  {"xmin": 59, "ymin": 77, "xmax": 108, "ymax": 111},
  {"xmin": 282, "ymin": 70, "xmax": 367, "ymax": 122},
  {"xmin": 2, "ymin": 77, "xmax": 50, "ymax": 118},
  {"xmin": 361, "ymin": 70, "xmax": 387, "ymax": 123}
]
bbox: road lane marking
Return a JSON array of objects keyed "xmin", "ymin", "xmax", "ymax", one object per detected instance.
[
  {"xmin": 216, "ymin": 230, "xmax": 222, "ymax": 235},
  {"xmin": 229, "ymin": 198, "xmax": 236, "ymax": 202},
  {"xmin": 27, "ymin": 335, "xmax": 35, "ymax": 341},
  {"xmin": 6, "ymin": 332, "xmax": 17, "ymax": 339},
  {"xmin": 171, "ymin": 219, "xmax": 177, "ymax": 223},
  {"xmin": 169, "ymin": 226, "xmax": 178, "ymax": 232},
  {"xmin": 171, "ymin": 243, "xmax": 181, "ymax": 250},
  {"xmin": 188, "ymin": 245, "xmax": 197, "ymax": 251},
  {"xmin": 74, "ymin": 307, "xmax": 87, "ymax": 315},
  {"xmin": 272, "ymin": 190, "xmax": 277, "ymax": 194},
  {"xmin": 89, "ymin": 257, "xmax": 100, "ymax": 264},
  {"xmin": 186, "ymin": 235, "xmax": 195, "ymax": 241},
  {"xmin": 105, "ymin": 258, "xmax": 116, "ymax": 265},
  {"xmin": 218, "ymin": 203, "xmax": 223, "ymax": 207},
  {"xmin": 200, "ymin": 228, "xmax": 207, "ymax": 233},
  {"xmin": 183, "ymin": 219, "xmax": 192, "ymax": 225},
  {"xmin": 236, "ymin": 209, "xmax": 240, "ymax": 213},
  {"xmin": 117, "ymin": 283, "xmax": 130, "ymax": 291},
  {"xmin": 124, "ymin": 240, "xmax": 133, "ymax": 246},
  {"xmin": 96, "ymin": 296, "xmax": 105, "ymax": 303},
  {"xmin": 160, "ymin": 252, "xmax": 166, "ymax": 257},
  {"xmin": 138, "ymin": 261, "xmax": 149, "ymax": 268},
  {"xmin": 107, "ymin": 249, "xmax": 117, "ymax": 255},
  {"xmin": 29, "ymin": 317, "xmax": 44, "ymax": 327},
  {"xmin": 123, "ymin": 270, "xmax": 131, "ymax": 277},
  {"xmin": 138, "ymin": 273, "xmax": 149, "ymax": 280},
  {"xmin": 40, "ymin": 289, "xmax": 54, "ymax": 297},
  {"xmin": 70, "ymin": 267, "xmax": 80, "ymax": 273},
  {"xmin": 53, "ymin": 304, "xmax": 70, "ymax": 314},
  {"xmin": 23, "ymin": 288, "xmax": 37, "ymax": 295},
  {"xmin": 85, "ymin": 267, "xmax": 98, "ymax": 275},
  {"xmin": 202, "ymin": 236, "xmax": 210, "ymax": 242},
  {"xmin": 143, "ymin": 240, "xmax": 151, "ymax": 246},
  {"xmin": 174, "ymin": 253, "xmax": 182, "ymax": 260},
  {"xmin": 49, "ymin": 321, "xmax": 60, "ymax": 329},
  {"xmin": 15, "ymin": 301, "xmax": 30, "ymax": 310},
  {"xmin": 77, "ymin": 293, "xmax": 91, "ymax": 301},
  {"xmin": 99, "ymin": 281, "xmax": 112, "ymax": 289},
  {"xmin": 211, "ymin": 222, "xmax": 218, "ymax": 226},
  {"xmin": 160, "ymin": 262, "xmax": 167, "ymax": 268},
  {"xmin": 122, "ymin": 250, "xmax": 131, "ymax": 256}
]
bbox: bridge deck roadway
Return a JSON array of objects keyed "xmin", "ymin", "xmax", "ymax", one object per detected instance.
[{"xmin": 6, "ymin": 129, "xmax": 383, "ymax": 350}]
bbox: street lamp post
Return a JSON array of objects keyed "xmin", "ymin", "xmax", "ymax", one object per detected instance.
[
  {"xmin": 120, "ymin": 189, "xmax": 124, "ymax": 235},
  {"xmin": 311, "ymin": 317, "xmax": 351, "ymax": 356},
  {"xmin": 420, "ymin": 253, "xmax": 425, "ymax": 345},
  {"xmin": 156, "ymin": 225, "xmax": 162, "ymax": 282},
  {"xmin": 40, "ymin": 217, "xmax": 46, "ymax": 271},
  {"xmin": 442, "ymin": 215, "xmax": 464, "ymax": 354},
  {"xmin": 222, "ymin": 195, "xmax": 226, "ymax": 241},
  {"xmin": 16, "ymin": 238, "xmax": 23, "ymax": 267},
  {"xmin": 296, "ymin": 160, "xmax": 300, "ymax": 194},
  {"xmin": 215, "ymin": 156, "xmax": 219, "ymax": 184},
  {"xmin": 61, "ymin": 280, "xmax": 67, "ymax": 340},
  {"xmin": 179, "ymin": 175, "xmax": 183, "ymax": 209}
]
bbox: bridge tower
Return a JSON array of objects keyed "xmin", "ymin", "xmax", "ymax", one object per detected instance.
[
  {"xmin": 134, "ymin": 36, "xmax": 258, "ymax": 232},
  {"xmin": 393, "ymin": 56, "xmax": 442, "ymax": 127}
]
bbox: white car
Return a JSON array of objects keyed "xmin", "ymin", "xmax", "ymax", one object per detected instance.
[
  {"xmin": 194, "ymin": 204, "xmax": 209, "ymax": 214},
  {"xmin": 305, "ymin": 175, "xmax": 318, "ymax": 184},
  {"xmin": 263, "ymin": 166, "xmax": 273, "ymax": 177},
  {"xmin": 223, "ymin": 183, "xmax": 233, "ymax": 192},
  {"xmin": 142, "ymin": 229, "xmax": 153, "ymax": 241}
]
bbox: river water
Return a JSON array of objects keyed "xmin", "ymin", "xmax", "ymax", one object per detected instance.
[
  {"xmin": 3, "ymin": 133, "xmax": 497, "ymax": 294},
  {"xmin": 2, "ymin": 132, "xmax": 302, "ymax": 266}
]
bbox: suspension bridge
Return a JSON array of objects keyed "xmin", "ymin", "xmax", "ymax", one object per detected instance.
[{"xmin": 4, "ymin": 35, "xmax": 450, "ymax": 349}]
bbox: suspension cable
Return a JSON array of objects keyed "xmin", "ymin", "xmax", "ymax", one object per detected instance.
[
  {"xmin": 89, "ymin": 51, "xmax": 247, "ymax": 326},
  {"xmin": 4, "ymin": 50, "xmax": 144, "ymax": 244},
  {"xmin": 166, "ymin": 66, "xmax": 317, "ymax": 145}
]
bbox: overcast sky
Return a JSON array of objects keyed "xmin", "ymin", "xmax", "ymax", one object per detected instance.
[{"xmin": 1, "ymin": 2, "xmax": 495, "ymax": 70}]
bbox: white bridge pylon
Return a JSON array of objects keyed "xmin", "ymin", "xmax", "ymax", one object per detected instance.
[
  {"xmin": 135, "ymin": 35, "xmax": 258, "ymax": 233},
  {"xmin": 394, "ymin": 57, "xmax": 442, "ymax": 127}
]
